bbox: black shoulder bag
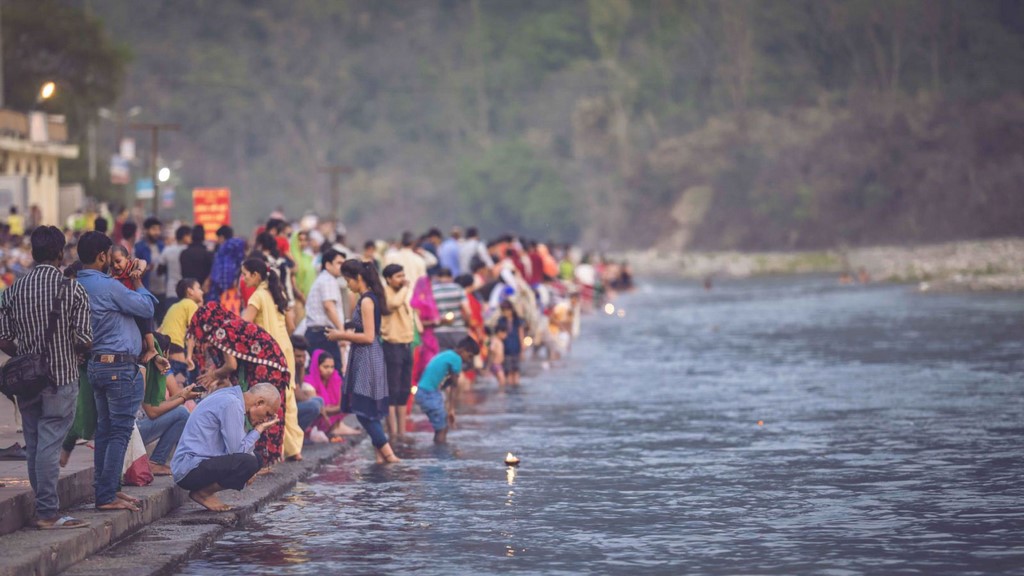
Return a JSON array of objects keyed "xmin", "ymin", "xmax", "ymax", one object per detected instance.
[{"xmin": 0, "ymin": 278, "xmax": 70, "ymax": 402}]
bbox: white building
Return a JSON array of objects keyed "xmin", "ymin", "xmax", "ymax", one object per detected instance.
[{"xmin": 0, "ymin": 109, "xmax": 79, "ymax": 227}]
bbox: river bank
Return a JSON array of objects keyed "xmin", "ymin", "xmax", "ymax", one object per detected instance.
[{"xmin": 621, "ymin": 237, "xmax": 1024, "ymax": 292}]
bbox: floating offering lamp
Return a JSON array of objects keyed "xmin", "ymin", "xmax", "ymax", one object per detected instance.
[
  {"xmin": 617, "ymin": 309, "xmax": 626, "ymax": 318},
  {"xmin": 444, "ymin": 311, "xmax": 456, "ymax": 322},
  {"xmin": 757, "ymin": 420, "xmax": 764, "ymax": 427},
  {"xmin": 604, "ymin": 303, "xmax": 616, "ymax": 315},
  {"xmin": 505, "ymin": 452, "xmax": 520, "ymax": 466},
  {"xmin": 523, "ymin": 336, "xmax": 534, "ymax": 348}
]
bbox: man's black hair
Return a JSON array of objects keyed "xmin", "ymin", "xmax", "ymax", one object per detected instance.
[
  {"xmin": 143, "ymin": 217, "xmax": 161, "ymax": 229},
  {"xmin": 321, "ymin": 248, "xmax": 345, "ymax": 271},
  {"xmin": 175, "ymin": 225, "xmax": 192, "ymax": 242},
  {"xmin": 122, "ymin": 221, "xmax": 138, "ymax": 240},
  {"xmin": 465, "ymin": 226, "xmax": 479, "ymax": 239},
  {"xmin": 427, "ymin": 227, "xmax": 442, "ymax": 239},
  {"xmin": 436, "ymin": 267, "xmax": 453, "ymax": 279},
  {"xmin": 216, "ymin": 225, "xmax": 233, "ymax": 239},
  {"xmin": 454, "ymin": 274, "xmax": 474, "ymax": 288},
  {"xmin": 290, "ymin": 334, "xmax": 309, "ymax": 352},
  {"xmin": 265, "ymin": 218, "xmax": 283, "ymax": 234},
  {"xmin": 400, "ymin": 231, "xmax": 415, "ymax": 247},
  {"xmin": 456, "ymin": 337, "xmax": 481, "ymax": 356},
  {"xmin": 78, "ymin": 231, "xmax": 113, "ymax": 264},
  {"xmin": 30, "ymin": 226, "xmax": 65, "ymax": 264},
  {"xmin": 382, "ymin": 263, "xmax": 403, "ymax": 279},
  {"xmin": 94, "ymin": 216, "xmax": 109, "ymax": 234},
  {"xmin": 175, "ymin": 277, "xmax": 200, "ymax": 299},
  {"xmin": 191, "ymin": 225, "xmax": 206, "ymax": 244},
  {"xmin": 364, "ymin": 239, "xmax": 376, "ymax": 250}
]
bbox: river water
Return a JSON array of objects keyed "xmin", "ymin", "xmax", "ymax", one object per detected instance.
[{"xmin": 179, "ymin": 277, "xmax": 1024, "ymax": 575}]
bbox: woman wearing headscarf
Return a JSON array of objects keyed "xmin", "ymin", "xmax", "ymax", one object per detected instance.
[
  {"xmin": 303, "ymin": 349, "xmax": 359, "ymax": 436},
  {"xmin": 240, "ymin": 258, "xmax": 303, "ymax": 461},
  {"xmin": 187, "ymin": 301, "xmax": 290, "ymax": 466},
  {"xmin": 207, "ymin": 234, "xmax": 247, "ymax": 314},
  {"xmin": 410, "ymin": 274, "xmax": 440, "ymax": 384}
]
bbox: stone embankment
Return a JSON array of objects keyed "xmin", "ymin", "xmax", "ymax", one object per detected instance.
[{"xmin": 622, "ymin": 237, "xmax": 1024, "ymax": 292}]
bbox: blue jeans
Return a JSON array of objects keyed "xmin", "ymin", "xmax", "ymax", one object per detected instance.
[
  {"xmin": 356, "ymin": 415, "xmax": 388, "ymax": 448},
  {"xmin": 137, "ymin": 405, "xmax": 189, "ymax": 466},
  {"xmin": 296, "ymin": 397, "xmax": 324, "ymax": 431},
  {"xmin": 416, "ymin": 389, "xmax": 447, "ymax": 432},
  {"xmin": 89, "ymin": 361, "xmax": 144, "ymax": 506},
  {"xmin": 19, "ymin": 382, "xmax": 78, "ymax": 519}
]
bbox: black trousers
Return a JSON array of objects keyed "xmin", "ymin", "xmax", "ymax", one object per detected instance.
[
  {"xmin": 382, "ymin": 341, "xmax": 413, "ymax": 406},
  {"xmin": 177, "ymin": 453, "xmax": 260, "ymax": 492}
]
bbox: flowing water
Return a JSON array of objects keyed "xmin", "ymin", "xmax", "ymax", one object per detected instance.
[{"xmin": 179, "ymin": 277, "xmax": 1024, "ymax": 575}]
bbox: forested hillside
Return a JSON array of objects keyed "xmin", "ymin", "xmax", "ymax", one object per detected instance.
[{"xmin": 73, "ymin": 0, "xmax": 1024, "ymax": 248}]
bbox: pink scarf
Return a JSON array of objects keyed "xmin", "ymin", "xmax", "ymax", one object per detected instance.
[{"xmin": 304, "ymin": 349, "xmax": 344, "ymax": 428}]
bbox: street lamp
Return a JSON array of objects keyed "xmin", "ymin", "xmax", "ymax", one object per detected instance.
[
  {"xmin": 37, "ymin": 81, "xmax": 55, "ymax": 103},
  {"xmin": 157, "ymin": 166, "xmax": 171, "ymax": 183}
]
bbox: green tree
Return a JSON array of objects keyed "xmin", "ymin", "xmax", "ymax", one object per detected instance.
[
  {"xmin": 456, "ymin": 140, "xmax": 578, "ymax": 241},
  {"xmin": 2, "ymin": 0, "xmax": 130, "ymax": 197}
]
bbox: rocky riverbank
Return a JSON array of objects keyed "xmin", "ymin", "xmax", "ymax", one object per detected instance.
[{"xmin": 622, "ymin": 237, "xmax": 1024, "ymax": 292}]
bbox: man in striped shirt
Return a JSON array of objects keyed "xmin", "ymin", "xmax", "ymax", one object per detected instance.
[
  {"xmin": 0, "ymin": 226, "xmax": 92, "ymax": 529},
  {"xmin": 432, "ymin": 268, "xmax": 471, "ymax": 351}
]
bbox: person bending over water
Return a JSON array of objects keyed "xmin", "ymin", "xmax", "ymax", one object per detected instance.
[
  {"xmin": 171, "ymin": 383, "xmax": 281, "ymax": 511},
  {"xmin": 415, "ymin": 337, "xmax": 480, "ymax": 444}
]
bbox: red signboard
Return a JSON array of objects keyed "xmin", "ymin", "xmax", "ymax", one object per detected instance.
[{"xmin": 192, "ymin": 188, "xmax": 230, "ymax": 241}]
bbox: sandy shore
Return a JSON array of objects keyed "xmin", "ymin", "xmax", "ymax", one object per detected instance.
[{"xmin": 621, "ymin": 237, "xmax": 1024, "ymax": 292}]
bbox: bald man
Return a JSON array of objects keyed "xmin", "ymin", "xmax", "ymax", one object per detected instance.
[{"xmin": 171, "ymin": 383, "xmax": 281, "ymax": 511}]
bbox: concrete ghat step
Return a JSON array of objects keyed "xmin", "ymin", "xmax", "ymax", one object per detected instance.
[
  {"xmin": 0, "ymin": 465, "xmax": 95, "ymax": 538},
  {"xmin": 0, "ymin": 440, "xmax": 358, "ymax": 576},
  {"xmin": 0, "ymin": 478, "xmax": 184, "ymax": 576},
  {"xmin": 62, "ymin": 439, "xmax": 360, "ymax": 576}
]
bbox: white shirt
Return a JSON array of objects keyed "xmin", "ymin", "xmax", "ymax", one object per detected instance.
[{"xmin": 305, "ymin": 270, "xmax": 342, "ymax": 328}]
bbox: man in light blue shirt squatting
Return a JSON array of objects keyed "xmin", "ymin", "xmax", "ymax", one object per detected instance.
[
  {"xmin": 415, "ymin": 337, "xmax": 480, "ymax": 444},
  {"xmin": 76, "ymin": 231, "xmax": 158, "ymax": 512},
  {"xmin": 171, "ymin": 383, "xmax": 280, "ymax": 511}
]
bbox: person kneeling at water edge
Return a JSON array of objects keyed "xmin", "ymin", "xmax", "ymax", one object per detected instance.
[
  {"xmin": 415, "ymin": 337, "xmax": 480, "ymax": 444},
  {"xmin": 170, "ymin": 383, "xmax": 281, "ymax": 511}
]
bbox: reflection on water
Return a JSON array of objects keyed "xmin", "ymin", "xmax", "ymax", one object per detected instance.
[{"xmin": 180, "ymin": 277, "xmax": 1024, "ymax": 575}]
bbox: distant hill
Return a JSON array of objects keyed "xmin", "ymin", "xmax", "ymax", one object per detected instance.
[{"xmin": 83, "ymin": 0, "xmax": 1024, "ymax": 248}]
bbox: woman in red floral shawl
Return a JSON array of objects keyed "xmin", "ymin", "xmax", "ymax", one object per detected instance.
[{"xmin": 187, "ymin": 301, "xmax": 291, "ymax": 465}]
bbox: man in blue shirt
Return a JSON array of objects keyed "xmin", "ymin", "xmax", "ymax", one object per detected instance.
[
  {"xmin": 172, "ymin": 382, "xmax": 280, "ymax": 511},
  {"xmin": 76, "ymin": 231, "xmax": 158, "ymax": 512},
  {"xmin": 438, "ymin": 227, "xmax": 462, "ymax": 277},
  {"xmin": 415, "ymin": 337, "xmax": 479, "ymax": 444}
]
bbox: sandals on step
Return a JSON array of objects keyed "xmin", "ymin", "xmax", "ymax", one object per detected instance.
[{"xmin": 35, "ymin": 516, "xmax": 90, "ymax": 530}]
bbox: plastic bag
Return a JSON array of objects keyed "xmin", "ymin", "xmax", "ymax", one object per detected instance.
[{"xmin": 122, "ymin": 423, "xmax": 154, "ymax": 487}]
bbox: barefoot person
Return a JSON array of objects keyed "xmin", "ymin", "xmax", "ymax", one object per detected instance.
[
  {"xmin": 76, "ymin": 231, "xmax": 159, "ymax": 513},
  {"xmin": 415, "ymin": 337, "xmax": 480, "ymax": 444},
  {"xmin": 329, "ymin": 260, "xmax": 399, "ymax": 464},
  {"xmin": 171, "ymin": 382, "xmax": 281, "ymax": 511}
]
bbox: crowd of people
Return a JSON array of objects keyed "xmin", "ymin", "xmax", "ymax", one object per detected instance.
[{"xmin": 0, "ymin": 209, "xmax": 635, "ymax": 526}]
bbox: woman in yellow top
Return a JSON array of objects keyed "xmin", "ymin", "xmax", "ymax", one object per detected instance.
[{"xmin": 240, "ymin": 258, "xmax": 304, "ymax": 460}]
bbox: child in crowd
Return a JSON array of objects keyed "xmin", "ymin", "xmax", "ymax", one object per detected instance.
[
  {"xmin": 415, "ymin": 337, "xmax": 480, "ymax": 444},
  {"xmin": 488, "ymin": 325, "xmax": 507, "ymax": 387},
  {"xmin": 160, "ymin": 278, "xmax": 204, "ymax": 392},
  {"xmin": 496, "ymin": 300, "xmax": 524, "ymax": 385},
  {"xmin": 110, "ymin": 244, "xmax": 160, "ymax": 365}
]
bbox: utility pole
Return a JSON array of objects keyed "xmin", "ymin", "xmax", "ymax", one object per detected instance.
[
  {"xmin": 129, "ymin": 122, "xmax": 179, "ymax": 217},
  {"xmin": 317, "ymin": 165, "xmax": 352, "ymax": 222}
]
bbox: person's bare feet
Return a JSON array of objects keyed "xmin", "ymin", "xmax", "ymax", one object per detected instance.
[
  {"xmin": 97, "ymin": 499, "xmax": 139, "ymax": 512},
  {"xmin": 116, "ymin": 492, "xmax": 142, "ymax": 505},
  {"xmin": 330, "ymin": 422, "xmax": 361, "ymax": 436},
  {"xmin": 374, "ymin": 449, "xmax": 385, "ymax": 465},
  {"xmin": 59, "ymin": 448, "xmax": 70, "ymax": 468},
  {"xmin": 188, "ymin": 490, "xmax": 233, "ymax": 512},
  {"xmin": 255, "ymin": 466, "xmax": 273, "ymax": 476},
  {"xmin": 149, "ymin": 462, "xmax": 172, "ymax": 476}
]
